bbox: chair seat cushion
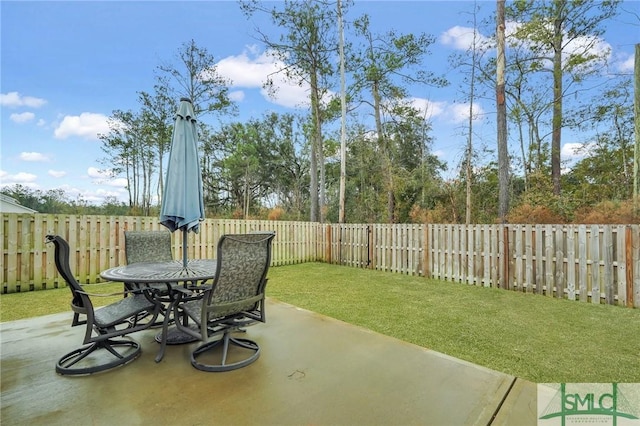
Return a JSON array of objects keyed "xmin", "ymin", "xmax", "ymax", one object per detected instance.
[
  {"xmin": 94, "ymin": 294, "xmax": 156, "ymax": 328},
  {"xmin": 181, "ymin": 295, "xmax": 263, "ymax": 325},
  {"xmin": 181, "ymin": 300, "xmax": 204, "ymax": 325}
]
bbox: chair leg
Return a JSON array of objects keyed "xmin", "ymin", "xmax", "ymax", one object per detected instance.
[
  {"xmin": 190, "ymin": 332, "xmax": 260, "ymax": 372},
  {"xmin": 130, "ymin": 305, "xmax": 173, "ymax": 328},
  {"xmin": 56, "ymin": 338, "xmax": 142, "ymax": 376}
]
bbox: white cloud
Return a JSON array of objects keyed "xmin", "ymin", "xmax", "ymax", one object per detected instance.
[
  {"xmin": 87, "ymin": 167, "xmax": 114, "ymax": 179},
  {"xmin": 104, "ymin": 177, "xmax": 129, "ymax": 188},
  {"xmin": 0, "ymin": 170, "xmax": 38, "ymax": 185},
  {"xmin": 48, "ymin": 170, "xmax": 66, "ymax": 178},
  {"xmin": 37, "ymin": 119, "xmax": 46, "ymax": 127},
  {"xmin": 400, "ymin": 97, "xmax": 484, "ymax": 125},
  {"xmin": 20, "ymin": 152, "xmax": 50, "ymax": 162},
  {"xmin": 446, "ymin": 102, "xmax": 486, "ymax": 124},
  {"xmin": 562, "ymin": 142, "xmax": 595, "ymax": 161},
  {"xmin": 94, "ymin": 187, "xmax": 128, "ymax": 198},
  {"xmin": 506, "ymin": 21, "xmax": 611, "ymax": 71},
  {"xmin": 228, "ymin": 90, "xmax": 245, "ymax": 102},
  {"xmin": 407, "ymin": 97, "xmax": 447, "ymax": 119},
  {"xmin": 0, "ymin": 91, "xmax": 47, "ymax": 108},
  {"xmin": 86, "ymin": 167, "xmax": 127, "ymax": 189},
  {"xmin": 617, "ymin": 53, "xmax": 634, "ymax": 73},
  {"xmin": 10, "ymin": 112, "xmax": 35, "ymax": 123},
  {"xmin": 564, "ymin": 35, "xmax": 611, "ymax": 71},
  {"xmin": 216, "ymin": 48, "xmax": 276, "ymax": 88},
  {"xmin": 439, "ymin": 26, "xmax": 491, "ymax": 51},
  {"xmin": 216, "ymin": 47, "xmax": 311, "ymax": 108},
  {"xmin": 433, "ymin": 149, "xmax": 446, "ymax": 159},
  {"xmin": 54, "ymin": 112, "xmax": 110, "ymax": 140},
  {"xmin": 58, "ymin": 184, "xmax": 126, "ymax": 205}
]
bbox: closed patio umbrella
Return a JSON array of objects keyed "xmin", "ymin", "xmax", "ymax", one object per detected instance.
[{"xmin": 160, "ymin": 98, "xmax": 205, "ymax": 267}]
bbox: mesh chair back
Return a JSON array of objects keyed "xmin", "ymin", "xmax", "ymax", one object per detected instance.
[
  {"xmin": 207, "ymin": 233, "xmax": 275, "ymax": 317},
  {"xmin": 45, "ymin": 235, "xmax": 91, "ymax": 312},
  {"xmin": 125, "ymin": 230, "xmax": 173, "ymax": 264}
]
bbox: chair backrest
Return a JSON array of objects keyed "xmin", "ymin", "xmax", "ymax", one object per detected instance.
[
  {"xmin": 206, "ymin": 232, "xmax": 276, "ymax": 318},
  {"xmin": 45, "ymin": 235, "xmax": 91, "ymax": 313},
  {"xmin": 124, "ymin": 230, "xmax": 173, "ymax": 264}
]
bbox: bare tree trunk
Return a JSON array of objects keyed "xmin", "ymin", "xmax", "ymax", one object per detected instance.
[
  {"xmin": 309, "ymin": 72, "xmax": 320, "ymax": 222},
  {"xmin": 497, "ymin": 0, "xmax": 509, "ymax": 222},
  {"xmin": 338, "ymin": 0, "xmax": 347, "ymax": 224},
  {"xmin": 634, "ymin": 44, "xmax": 640, "ymax": 214},
  {"xmin": 372, "ymin": 81, "xmax": 395, "ymax": 223},
  {"xmin": 551, "ymin": 14, "xmax": 563, "ymax": 196},
  {"xmin": 244, "ymin": 166, "xmax": 249, "ymax": 219},
  {"xmin": 465, "ymin": 3, "xmax": 479, "ymax": 225}
]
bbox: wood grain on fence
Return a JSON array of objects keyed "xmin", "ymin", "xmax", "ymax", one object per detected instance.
[
  {"xmin": 324, "ymin": 222, "xmax": 638, "ymax": 308},
  {"xmin": 1, "ymin": 214, "xmax": 317, "ymax": 293},
  {"xmin": 2, "ymin": 214, "xmax": 638, "ymax": 308}
]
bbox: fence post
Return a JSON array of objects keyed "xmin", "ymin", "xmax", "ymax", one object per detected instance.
[
  {"xmin": 501, "ymin": 225, "xmax": 510, "ymax": 290},
  {"xmin": 367, "ymin": 225, "xmax": 374, "ymax": 269},
  {"xmin": 626, "ymin": 225, "xmax": 635, "ymax": 308},
  {"xmin": 423, "ymin": 225, "xmax": 430, "ymax": 278},
  {"xmin": 325, "ymin": 224, "xmax": 332, "ymax": 264}
]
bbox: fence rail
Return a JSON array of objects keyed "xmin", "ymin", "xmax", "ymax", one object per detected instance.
[
  {"xmin": 2, "ymin": 214, "xmax": 638, "ymax": 308},
  {"xmin": 321, "ymin": 222, "xmax": 639, "ymax": 308},
  {"xmin": 1, "ymin": 214, "xmax": 321, "ymax": 293}
]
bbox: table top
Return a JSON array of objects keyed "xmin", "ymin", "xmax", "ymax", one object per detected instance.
[{"xmin": 100, "ymin": 259, "xmax": 217, "ymax": 283}]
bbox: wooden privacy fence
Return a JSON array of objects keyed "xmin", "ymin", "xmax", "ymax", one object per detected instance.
[
  {"xmin": 324, "ymin": 223, "xmax": 639, "ymax": 308},
  {"xmin": 2, "ymin": 213, "xmax": 639, "ymax": 308},
  {"xmin": 1, "ymin": 214, "xmax": 321, "ymax": 293}
]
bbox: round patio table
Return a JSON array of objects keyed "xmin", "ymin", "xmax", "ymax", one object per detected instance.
[{"xmin": 101, "ymin": 259, "xmax": 217, "ymax": 362}]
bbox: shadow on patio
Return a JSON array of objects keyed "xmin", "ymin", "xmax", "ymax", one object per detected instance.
[{"xmin": 1, "ymin": 299, "xmax": 537, "ymax": 425}]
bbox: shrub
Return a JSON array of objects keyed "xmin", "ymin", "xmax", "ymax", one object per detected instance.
[
  {"xmin": 268, "ymin": 207, "xmax": 285, "ymax": 221},
  {"xmin": 574, "ymin": 199, "xmax": 640, "ymax": 224},
  {"xmin": 507, "ymin": 203, "xmax": 565, "ymax": 224}
]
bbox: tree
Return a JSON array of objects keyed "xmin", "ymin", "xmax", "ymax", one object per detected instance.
[
  {"xmin": 99, "ymin": 108, "xmax": 161, "ymax": 215},
  {"xmin": 240, "ymin": 0, "xmax": 339, "ymax": 222},
  {"xmin": 138, "ymin": 84, "xmax": 175, "ymax": 202},
  {"xmin": 496, "ymin": 0, "xmax": 509, "ymax": 222},
  {"xmin": 635, "ymin": 43, "xmax": 640, "ymax": 213},
  {"xmin": 565, "ymin": 78, "xmax": 635, "ymax": 206},
  {"xmin": 155, "ymin": 39, "xmax": 236, "ymax": 212},
  {"xmin": 267, "ymin": 113, "xmax": 310, "ymax": 220},
  {"xmin": 201, "ymin": 112, "xmax": 308, "ymax": 218},
  {"xmin": 350, "ymin": 14, "xmax": 446, "ymax": 222},
  {"xmin": 508, "ymin": 0, "xmax": 620, "ymax": 195},
  {"xmin": 337, "ymin": 0, "xmax": 347, "ymax": 223},
  {"xmin": 156, "ymin": 39, "xmax": 234, "ymax": 119}
]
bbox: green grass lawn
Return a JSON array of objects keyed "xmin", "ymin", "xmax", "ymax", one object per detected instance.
[{"xmin": 2, "ymin": 262, "xmax": 638, "ymax": 383}]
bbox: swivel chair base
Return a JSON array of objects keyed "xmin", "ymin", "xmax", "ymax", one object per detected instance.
[
  {"xmin": 56, "ymin": 338, "xmax": 142, "ymax": 376},
  {"xmin": 191, "ymin": 334, "xmax": 260, "ymax": 372}
]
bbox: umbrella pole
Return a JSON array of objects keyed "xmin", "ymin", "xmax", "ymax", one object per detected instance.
[{"xmin": 182, "ymin": 230, "xmax": 188, "ymax": 268}]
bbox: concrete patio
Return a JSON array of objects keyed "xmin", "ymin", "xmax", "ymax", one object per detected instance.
[{"xmin": 1, "ymin": 299, "xmax": 538, "ymax": 425}]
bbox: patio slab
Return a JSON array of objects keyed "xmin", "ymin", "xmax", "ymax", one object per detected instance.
[{"xmin": 1, "ymin": 299, "xmax": 537, "ymax": 425}]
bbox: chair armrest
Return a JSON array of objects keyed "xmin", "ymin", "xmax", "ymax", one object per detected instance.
[
  {"xmin": 78, "ymin": 284, "xmax": 154, "ymax": 298},
  {"xmin": 173, "ymin": 286, "xmax": 193, "ymax": 296}
]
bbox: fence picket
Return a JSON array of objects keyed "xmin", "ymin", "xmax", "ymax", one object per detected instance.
[
  {"xmin": 1, "ymin": 214, "xmax": 638, "ymax": 309},
  {"xmin": 578, "ymin": 225, "xmax": 588, "ymax": 302},
  {"xmin": 566, "ymin": 226, "xmax": 576, "ymax": 301},
  {"xmin": 591, "ymin": 225, "xmax": 601, "ymax": 304}
]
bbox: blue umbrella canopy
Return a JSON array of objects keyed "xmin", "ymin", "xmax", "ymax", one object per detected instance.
[{"xmin": 160, "ymin": 98, "xmax": 205, "ymax": 266}]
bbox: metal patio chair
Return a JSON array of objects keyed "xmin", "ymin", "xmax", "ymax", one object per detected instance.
[
  {"xmin": 124, "ymin": 230, "xmax": 177, "ymax": 324},
  {"xmin": 124, "ymin": 230, "xmax": 174, "ymax": 266},
  {"xmin": 46, "ymin": 234, "xmax": 162, "ymax": 375},
  {"xmin": 172, "ymin": 232, "xmax": 275, "ymax": 372}
]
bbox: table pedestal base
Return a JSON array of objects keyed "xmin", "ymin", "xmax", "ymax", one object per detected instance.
[{"xmin": 155, "ymin": 326, "xmax": 199, "ymax": 345}]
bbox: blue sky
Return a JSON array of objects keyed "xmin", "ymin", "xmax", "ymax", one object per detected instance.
[{"xmin": 1, "ymin": 1, "xmax": 637, "ymax": 205}]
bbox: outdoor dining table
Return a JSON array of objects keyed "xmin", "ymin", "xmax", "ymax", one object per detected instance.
[{"xmin": 100, "ymin": 259, "xmax": 217, "ymax": 362}]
